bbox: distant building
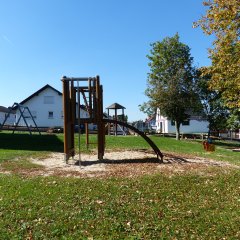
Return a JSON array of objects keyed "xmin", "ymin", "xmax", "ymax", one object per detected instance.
[
  {"xmin": 16, "ymin": 84, "xmax": 89, "ymax": 128},
  {"xmin": 0, "ymin": 106, "xmax": 15, "ymax": 125},
  {"xmin": 155, "ymin": 108, "xmax": 209, "ymax": 134}
]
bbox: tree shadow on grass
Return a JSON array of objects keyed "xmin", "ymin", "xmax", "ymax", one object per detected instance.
[
  {"xmin": 213, "ymin": 141, "xmax": 240, "ymax": 148},
  {"xmin": 0, "ymin": 133, "xmax": 63, "ymax": 152}
]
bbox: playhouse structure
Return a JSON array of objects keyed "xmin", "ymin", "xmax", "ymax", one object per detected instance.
[
  {"xmin": 61, "ymin": 76, "xmax": 163, "ymax": 162},
  {"xmin": 106, "ymin": 102, "xmax": 127, "ymax": 135}
]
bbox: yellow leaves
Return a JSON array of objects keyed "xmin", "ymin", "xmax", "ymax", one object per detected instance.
[
  {"xmin": 96, "ymin": 200, "xmax": 104, "ymax": 205},
  {"xmin": 203, "ymin": 1, "xmax": 211, "ymax": 6},
  {"xmin": 195, "ymin": 0, "xmax": 240, "ymax": 108},
  {"xmin": 126, "ymin": 221, "xmax": 131, "ymax": 227}
]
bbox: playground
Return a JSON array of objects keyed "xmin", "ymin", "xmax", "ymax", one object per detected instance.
[
  {"xmin": 0, "ymin": 76, "xmax": 240, "ymax": 239},
  {"xmin": 1, "ymin": 71, "xmax": 240, "ymax": 177},
  {"xmin": 0, "ymin": 131, "xmax": 240, "ymax": 238},
  {"xmin": 61, "ymin": 76, "xmax": 163, "ymax": 163},
  {"xmin": 0, "ymin": 131, "xmax": 239, "ymax": 178}
]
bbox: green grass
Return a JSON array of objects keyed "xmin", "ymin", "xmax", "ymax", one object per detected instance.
[
  {"xmin": 0, "ymin": 131, "xmax": 239, "ymax": 165},
  {"xmin": 151, "ymin": 136, "xmax": 240, "ymax": 165},
  {"xmin": 0, "ymin": 131, "xmax": 239, "ymax": 167},
  {"xmin": 0, "ymin": 172, "xmax": 240, "ymax": 239},
  {"xmin": 0, "ymin": 131, "xmax": 240, "ymax": 239},
  {"xmin": 0, "ymin": 132, "xmax": 63, "ymax": 163},
  {"xmin": 0, "ymin": 159, "xmax": 43, "ymax": 172}
]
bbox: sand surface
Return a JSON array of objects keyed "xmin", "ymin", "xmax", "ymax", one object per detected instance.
[
  {"xmin": 1, "ymin": 150, "xmax": 239, "ymax": 178},
  {"xmin": 26, "ymin": 150, "xmax": 239, "ymax": 178}
]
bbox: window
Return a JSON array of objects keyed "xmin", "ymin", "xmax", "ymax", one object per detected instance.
[
  {"xmin": 182, "ymin": 119, "xmax": 190, "ymax": 126},
  {"xmin": 44, "ymin": 96, "xmax": 54, "ymax": 104},
  {"xmin": 171, "ymin": 120, "xmax": 190, "ymax": 126},
  {"xmin": 48, "ymin": 111, "xmax": 54, "ymax": 119}
]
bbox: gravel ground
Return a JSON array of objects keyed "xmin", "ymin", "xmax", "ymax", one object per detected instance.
[{"xmin": 22, "ymin": 150, "xmax": 240, "ymax": 178}]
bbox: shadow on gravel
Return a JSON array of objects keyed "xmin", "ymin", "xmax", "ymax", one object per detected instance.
[{"xmin": 74, "ymin": 153, "xmax": 189, "ymax": 166}]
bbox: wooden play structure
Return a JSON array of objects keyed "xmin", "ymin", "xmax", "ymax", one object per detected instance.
[
  {"xmin": 106, "ymin": 103, "xmax": 127, "ymax": 135},
  {"xmin": 62, "ymin": 76, "xmax": 163, "ymax": 162}
]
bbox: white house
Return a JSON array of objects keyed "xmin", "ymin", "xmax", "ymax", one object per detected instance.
[
  {"xmin": 0, "ymin": 106, "xmax": 15, "ymax": 126},
  {"xmin": 16, "ymin": 84, "xmax": 90, "ymax": 128},
  {"xmin": 156, "ymin": 108, "xmax": 209, "ymax": 134},
  {"xmin": 16, "ymin": 85, "xmax": 63, "ymax": 127}
]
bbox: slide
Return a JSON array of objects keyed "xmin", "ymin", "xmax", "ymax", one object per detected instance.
[{"xmin": 103, "ymin": 118, "xmax": 163, "ymax": 162}]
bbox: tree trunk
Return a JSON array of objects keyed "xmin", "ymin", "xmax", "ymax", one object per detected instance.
[
  {"xmin": 208, "ymin": 129, "xmax": 211, "ymax": 138},
  {"xmin": 175, "ymin": 121, "xmax": 181, "ymax": 140},
  {"xmin": 208, "ymin": 120, "xmax": 212, "ymax": 138}
]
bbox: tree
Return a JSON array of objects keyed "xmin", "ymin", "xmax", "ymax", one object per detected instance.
[
  {"xmin": 142, "ymin": 33, "xmax": 199, "ymax": 140},
  {"xmin": 227, "ymin": 110, "xmax": 240, "ymax": 131},
  {"xmin": 194, "ymin": 0, "xmax": 240, "ymax": 108},
  {"xmin": 139, "ymin": 102, "xmax": 156, "ymax": 118},
  {"xmin": 196, "ymin": 68, "xmax": 229, "ymax": 136}
]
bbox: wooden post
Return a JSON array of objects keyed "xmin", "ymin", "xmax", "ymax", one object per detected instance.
[
  {"xmin": 62, "ymin": 77, "xmax": 71, "ymax": 162},
  {"xmin": 100, "ymin": 85, "xmax": 105, "ymax": 157},
  {"xmin": 107, "ymin": 108, "xmax": 110, "ymax": 135},
  {"xmin": 92, "ymin": 78, "xmax": 97, "ymax": 121},
  {"xmin": 70, "ymin": 80, "xmax": 76, "ymax": 158},
  {"xmin": 115, "ymin": 108, "xmax": 117, "ymax": 136},
  {"xmin": 85, "ymin": 123, "xmax": 89, "ymax": 149},
  {"xmin": 96, "ymin": 76, "xmax": 104, "ymax": 160},
  {"xmin": 88, "ymin": 78, "xmax": 92, "ymax": 120},
  {"xmin": 122, "ymin": 108, "xmax": 125, "ymax": 132}
]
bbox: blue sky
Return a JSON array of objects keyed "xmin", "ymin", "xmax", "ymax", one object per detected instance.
[{"xmin": 0, "ymin": 0, "xmax": 213, "ymax": 121}]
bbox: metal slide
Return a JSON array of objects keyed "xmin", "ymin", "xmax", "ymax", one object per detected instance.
[{"xmin": 103, "ymin": 118, "xmax": 163, "ymax": 162}]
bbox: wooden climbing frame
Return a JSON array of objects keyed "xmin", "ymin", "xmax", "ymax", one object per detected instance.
[
  {"xmin": 62, "ymin": 76, "xmax": 105, "ymax": 161},
  {"xmin": 62, "ymin": 75, "xmax": 163, "ymax": 163}
]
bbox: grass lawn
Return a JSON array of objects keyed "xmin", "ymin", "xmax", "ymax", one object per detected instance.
[
  {"xmin": 2, "ymin": 131, "xmax": 239, "ymax": 164},
  {"xmin": 0, "ymin": 131, "xmax": 240, "ymax": 239}
]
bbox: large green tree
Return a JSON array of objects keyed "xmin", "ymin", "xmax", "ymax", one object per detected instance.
[
  {"xmin": 227, "ymin": 109, "xmax": 240, "ymax": 131},
  {"xmin": 142, "ymin": 34, "xmax": 199, "ymax": 140},
  {"xmin": 194, "ymin": 0, "xmax": 240, "ymax": 108},
  {"xmin": 196, "ymin": 69, "xmax": 229, "ymax": 136}
]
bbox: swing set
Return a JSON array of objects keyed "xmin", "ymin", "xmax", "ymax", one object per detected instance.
[{"xmin": 0, "ymin": 102, "xmax": 40, "ymax": 135}]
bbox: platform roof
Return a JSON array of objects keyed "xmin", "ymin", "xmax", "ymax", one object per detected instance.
[{"xmin": 106, "ymin": 102, "xmax": 126, "ymax": 109}]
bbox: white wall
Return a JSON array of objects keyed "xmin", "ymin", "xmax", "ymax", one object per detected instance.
[
  {"xmin": 156, "ymin": 108, "xmax": 169, "ymax": 133},
  {"xmin": 0, "ymin": 112, "xmax": 15, "ymax": 125},
  {"xmin": 156, "ymin": 108, "xmax": 209, "ymax": 134},
  {"xmin": 16, "ymin": 87, "xmax": 92, "ymax": 128},
  {"xmin": 16, "ymin": 88, "xmax": 63, "ymax": 128},
  {"xmin": 180, "ymin": 120, "xmax": 208, "ymax": 133},
  {"xmin": 166, "ymin": 120, "xmax": 209, "ymax": 134}
]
